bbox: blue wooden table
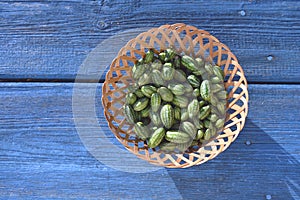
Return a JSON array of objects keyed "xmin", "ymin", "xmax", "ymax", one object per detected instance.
[{"xmin": 1, "ymin": 1, "xmax": 300, "ymax": 199}]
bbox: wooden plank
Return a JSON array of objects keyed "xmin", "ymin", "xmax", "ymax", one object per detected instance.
[
  {"xmin": 0, "ymin": 1, "xmax": 299, "ymax": 83},
  {"xmin": 0, "ymin": 83, "xmax": 299, "ymax": 199}
]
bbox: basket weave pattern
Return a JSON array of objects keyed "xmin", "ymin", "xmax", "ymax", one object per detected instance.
[{"xmin": 102, "ymin": 24, "xmax": 249, "ymax": 168}]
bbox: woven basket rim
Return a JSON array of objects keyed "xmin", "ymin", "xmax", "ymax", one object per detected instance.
[{"xmin": 101, "ymin": 23, "xmax": 249, "ymax": 168}]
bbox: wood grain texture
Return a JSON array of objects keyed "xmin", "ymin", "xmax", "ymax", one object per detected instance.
[
  {"xmin": 0, "ymin": 83, "xmax": 299, "ymax": 199},
  {"xmin": 0, "ymin": 0, "xmax": 299, "ymax": 83}
]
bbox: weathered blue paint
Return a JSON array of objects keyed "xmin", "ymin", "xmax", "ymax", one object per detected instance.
[
  {"xmin": 0, "ymin": 1, "xmax": 299, "ymax": 82},
  {"xmin": 0, "ymin": 83, "xmax": 299, "ymax": 199},
  {"xmin": 0, "ymin": 0, "xmax": 300, "ymax": 199}
]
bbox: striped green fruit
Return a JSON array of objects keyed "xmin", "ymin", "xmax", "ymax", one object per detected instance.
[
  {"xmin": 217, "ymin": 91, "xmax": 227, "ymax": 100},
  {"xmin": 181, "ymin": 55, "xmax": 200, "ymax": 72},
  {"xmin": 211, "ymin": 76, "xmax": 221, "ymax": 84},
  {"xmin": 165, "ymin": 131, "xmax": 191, "ymax": 143},
  {"xmin": 177, "ymin": 142, "xmax": 190, "ymax": 153},
  {"xmin": 199, "ymin": 100, "xmax": 206, "ymax": 108},
  {"xmin": 168, "ymin": 83, "xmax": 185, "ymax": 95},
  {"xmin": 196, "ymin": 129, "xmax": 205, "ymax": 140},
  {"xmin": 181, "ymin": 108, "xmax": 189, "ymax": 121},
  {"xmin": 133, "ymin": 97, "xmax": 149, "ymax": 111},
  {"xmin": 134, "ymin": 122, "xmax": 150, "ymax": 140},
  {"xmin": 148, "ymin": 127, "xmax": 166, "ymax": 148},
  {"xmin": 123, "ymin": 104, "xmax": 137, "ymax": 124},
  {"xmin": 213, "ymin": 65, "xmax": 224, "ymax": 81},
  {"xmin": 200, "ymin": 80, "xmax": 211, "ymax": 101},
  {"xmin": 204, "ymin": 129, "xmax": 212, "ymax": 140},
  {"xmin": 180, "ymin": 121, "xmax": 197, "ymax": 138},
  {"xmin": 138, "ymin": 73, "xmax": 151, "ymax": 86},
  {"xmin": 210, "ymin": 126, "xmax": 217, "ymax": 137},
  {"xmin": 174, "ymin": 69, "xmax": 187, "ymax": 82},
  {"xmin": 141, "ymin": 105, "xmax": 151, "ymax": 118},
  {"xmin": 174, "ymin": 107, "xmax": 181, "ymax": 120},
  {"xmin": 159, "ymin": 142, "xmax": 177, "ymax": 152},
  {"xmin": 193, "ymin": 88, "xmax": 200, "ymax": 97},
  {"xmin": 204, "ymin": 63, "xmax": 214, "ymax": 75},
  {"xmin": 210, "ymin": 95, "xmax": 219, "ymax": 106},
  {"xmin": 150, "ymin": 93, "xmax": 161, "ymax": 112},
  {"xmin": 211, "ymin": 106, "xmax": 219, "ymax": 115},
  {"xmin": 151, "ymin": 69, "xmax": 165, "ymax": 86},
  {"xmin": 158, "ymin": 52, "xmax": 166, "ymax": 62},
  {"xmin": 141, "ymin": 85, "xmax": 157, "ymax": 98},
  {"xmin": 144, "ymin": 49, "xmax": 154, "ymax": 63},
  {"xmin": 209, "ymin": 114, "xmax": 218, "ymax": 123},
  {"xmin": 163, "ymin": 62, "xmax": 173, "ymax": 68},
  {"xmin": 160, "ymin": 104, "xmax": 175, "ymax": 129},
  {"xmin": 217, "ymin": 103, "xmax": 226, "ymax": 116},
  {"xmin": 183, "ymin": 83, "xmax": 193, "ymax": 93},
  {"xmin": 173, "ymin": 95, "xmax": 189, "ymax": 108},
  {"xmin": 125, "ymin": 93, "xmax": 137, "ymax": 105},
  {"xmin": 157, "ymin": 87, "xmax": 174, "ymax": 102},
  {"xmin": 215, "ymin": 118, "xmax": 225, "ymax": 130},
  {"xmin": 193, "ymin": 118, "xmax": 204, "ymax": 129},
  {"xmin": 132, "ymin": 64, "xmax": 146, "ymax": 80},
  {"xmin": 162, "ymin": 66, "xmax": 175, "ymax": 81},
  {"xmin": 199, "ymin": 105, "xmax": 211, "ymax": 120},
  {"xmin": 212, "ymin": 84, "xmax": 224, "ymax": 93},
  {"xmin": 193, "ymin": 58, "xmax": 206, "ymax": 76},
  {"xmin": 134, "ymin": 89, "xmax": 145, "ymax": 98},
  {"xmin": 204, "ymin": 119, "xmax": 211, "ymax": 129},
  {"xmin": 149, "ymin": 110, "xmax": 162, "ymax": 126},
  {"xmin": 187, "ymin": 75, "xmax": 201, "ymax": 88},
  {"xmin": 187, "ymin": 99, "xmax": 200, "ymax": 118},
  {"xmin": 166, "ymin": 48, "xmax": 176, "ymax": 61},
  {"xmin": 151, "ymin": 59, "xmax": 162, "ymax": 70},
  {"xmin": 195, "ymin": 57, "xmax": 205, "ymax": 68}
]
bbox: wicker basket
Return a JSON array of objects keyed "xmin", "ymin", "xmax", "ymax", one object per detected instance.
[{"xmin": 102, "ymin": 23, "xmax": 249, "ymax": 168}]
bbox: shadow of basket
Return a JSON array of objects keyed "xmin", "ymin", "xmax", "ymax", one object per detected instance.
[{"xmin": 166, "ymin": 119, "xmax": 300, "ymax": 199}]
